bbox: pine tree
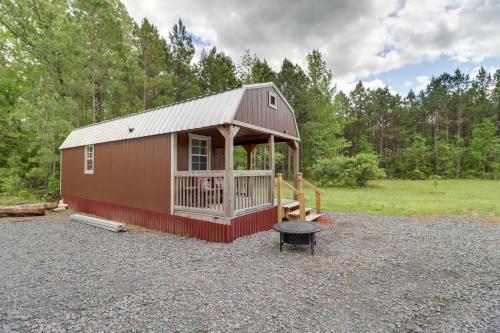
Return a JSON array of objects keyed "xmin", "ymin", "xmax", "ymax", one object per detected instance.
[
  {"xmin": 198, "ymin": 46, "xmax": 239, "ymax": 93},
  {"xmin": 168, "ymin": 18, "xmax": 200, "ymax": 101},
  {"xmin": 138, "ymin": 18, "xmax": 171, "ymax": 110}
]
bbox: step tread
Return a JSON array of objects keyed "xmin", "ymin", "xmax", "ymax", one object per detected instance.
[
  {"xmin": 287, "ymin": 207, "xmax": 312, "ymax": 217},
  {"xmin": 282, "ymin": 201, "xmax": 300, "ymax": 209},
  {"xmin": 305, "ymin": 213, "xmax": 322, "ymax": 222}
]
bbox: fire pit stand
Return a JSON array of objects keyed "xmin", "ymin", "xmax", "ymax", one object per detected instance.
[{"xmin": 273, "ymin": 221, "xmax": 322, "ymax": 255}]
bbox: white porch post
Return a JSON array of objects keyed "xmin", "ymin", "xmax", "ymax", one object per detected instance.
[
  {"xmin": 268, "ymin": 135, "xmax": 275, "ymax": 205},
  {"xmin": 287, "ymin": 140, "xmax": 300, "ymax": 199},
  {"xmin": 170, "ymin": 133, "xmax": 177, "ymax": 214},
  {"xmin": 218, "ymin": 125, "xmax": 240, "ymax": 218},
  {"xmin": 243, "ymin": 144, "xmax": 257, "ymax": 170}
]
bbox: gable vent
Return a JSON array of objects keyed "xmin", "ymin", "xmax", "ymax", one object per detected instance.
[{"xmin": 268, "ymin": 91, "xmax": 277, "ymax": 109}]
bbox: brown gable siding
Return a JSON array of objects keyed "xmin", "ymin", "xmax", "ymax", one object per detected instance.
[
  {"xmin": 234, "ymin": 86, "xmax": 298, "ymax": 138},
  {"xmin": 61, "ymin": 134, "xmax": 171, "ymax": 214}
]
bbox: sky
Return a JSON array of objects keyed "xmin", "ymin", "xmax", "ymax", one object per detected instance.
[{"xmin": 122, "ymin": 0, "xmax": 500, "ymax": 95}]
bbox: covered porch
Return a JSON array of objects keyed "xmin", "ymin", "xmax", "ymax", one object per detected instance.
[{"xmin": 172, "ymin": 124, "xmax": 300, "ymax": 221}]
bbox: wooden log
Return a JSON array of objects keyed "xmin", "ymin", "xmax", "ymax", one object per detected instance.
[
  {"xmin": 0, "ymin": 204, "xmax": 45, "ymax": 217},
  {"xmin": 44, "ymin": 202, "xmax": 58, "ymax": 210},
  {"xmin": 0, "ymin": 202, "xmax": 58, "ymax": 217}
]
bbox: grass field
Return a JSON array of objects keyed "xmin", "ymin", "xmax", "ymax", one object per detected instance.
[
  {"xmin": 299, "ymin": 179, "xmax": 500, "ymax": 217},
  {"xmin": 0, "ymin": 194, "xmax": 36, "ymax": 206},
  {"xmin": 2, "ymin": 180, "xmax": 499, "ymax": 218}
]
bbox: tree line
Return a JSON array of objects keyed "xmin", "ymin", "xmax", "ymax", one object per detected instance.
[
  {"xmin": 342, "ymin": 70, "xmax": 500, "ymax": 180},
  {"xmin": 0, "ymin": 0, "xmax": 499, "ymax": 199}
]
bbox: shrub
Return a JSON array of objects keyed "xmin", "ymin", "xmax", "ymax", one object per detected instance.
[
  {"xmin": 428, "ymin": 175, "xmax": 441, "ymax": 193},
  {"xmin": 311, "ymin": 153, "xmax": 386, "ymax": 187},
  {"xmin": 0, "ymin": 174, "xmax": 25, "ymax": 197},
  {"xmin": 408, "ymin": 169, "xmax": 427, "ymax": 180}
]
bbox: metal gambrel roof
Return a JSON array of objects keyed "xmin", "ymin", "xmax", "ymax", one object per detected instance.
[{"xmin": 59, "ymin": 83, "xmax": 298, "ymax": 149}]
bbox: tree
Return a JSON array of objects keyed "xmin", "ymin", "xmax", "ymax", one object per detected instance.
[
  {"xmin": 467, "ymin": 120, "xmax": 500, "ymax": 178},
  {"xmin": 301, "ymin": 50, "xmax": 349, "ymax": 171},
  {"xmin": 168, "ymin": 18, "xmax": 200, "ymax": 101},
  {"xmin": 138, "ymin": 18, "xmax": 171, "ymax": 110},
  {"xmin": 402, "ymin": 135, "xmax": 431, "ymax": 179},
  {"xmin": 251, "ymin": 58, "xmax": 277, "ymax": 84},
  {"xmin": 277, "ymin": 58, "xmax": 310, "ymax": 127},
  {"xmin": 238, "ymin": 49, "xmax": 257, "ymax": 84},
  {"xmin": 198, "ymin": 46, "xmax": 239, "ymax": 93},
  {"xmin": 237, "ymin": 49, "xmax": 277, "ymax": 84}
]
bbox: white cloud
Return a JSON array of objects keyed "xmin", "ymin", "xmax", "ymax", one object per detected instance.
[
  {"xmin": 122, "ymin": 0, "xmax": 500, "ymax": 91},
  {"xmin": 337, "ymin": 79, "xmax": 396, "ymax": 94},
  {"xmin": 415, "ymin": 75, "xmax": 431, "ymax": 92},
  {"xmin": 469, "ymin": 65, "xmax": 499, "ymax": 79}
]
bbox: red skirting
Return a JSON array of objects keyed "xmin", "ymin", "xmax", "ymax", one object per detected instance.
[{"xmin": 63, "ymin": 196, "xmax": 277, "ymax": 243}]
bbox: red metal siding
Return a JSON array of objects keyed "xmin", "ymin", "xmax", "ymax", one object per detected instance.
[
  {"xmin": 231, "ymin": 208, "xmax": 277, "ymax": 240},
  {"xmin": 64, "ymin": 195, "xmax": 276, "ymax": 243},
  {"xmin": 61, "ymin": 134, "xmax": 171, "ymax": 213}
]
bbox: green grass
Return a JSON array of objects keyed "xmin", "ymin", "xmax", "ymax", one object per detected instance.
[
  {"xmin": 0, "ymin": 194, "xmax": 35, "ymax": 206},
  {"xmin": 296, "ymin": 179, "xmax": 500, "ymax": 217}
]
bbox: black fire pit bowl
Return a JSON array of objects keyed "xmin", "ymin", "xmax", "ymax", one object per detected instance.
[{"xmin": 273, "ymin": 221, "xmax": 322, "ymax": 255}]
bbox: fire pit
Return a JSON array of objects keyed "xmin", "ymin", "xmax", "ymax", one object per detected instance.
[{"xmin": 273, "ymin": 221, "xmax": 323, "ymax": 255}]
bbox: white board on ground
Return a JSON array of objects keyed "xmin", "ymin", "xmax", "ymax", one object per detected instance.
[{"xmin": 70, "ymin": 214, "xmax": 127, "ymax": 232}]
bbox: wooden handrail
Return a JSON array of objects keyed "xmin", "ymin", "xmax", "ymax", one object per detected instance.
[
  {"xmin": 301, "ymin": 178, "xmax": 325, "ymax": 196},
  {"xmin": 297, "ymin": 172, "xmax": 323, "ymax": 214},
  {"xmin": 279, "ymin": 179, "xmax": 310, "ymax": 201},
  {"xmin": 276, "ymin": 173, "xmax": 310, "ymax": 222}
]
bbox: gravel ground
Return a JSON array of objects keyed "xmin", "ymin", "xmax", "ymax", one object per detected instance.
[{"xmin": 0, "ymin": 211, "xmax": 499, "ymax": 333}]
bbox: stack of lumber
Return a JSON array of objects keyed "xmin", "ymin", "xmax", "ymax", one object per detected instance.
[
  {"xmin": 0, "ymin": 202, "xmax": 57, "ymax": 218},
  {"xmin": 70, "ymin": 214, "xmax": 127, "ymax": 232}
]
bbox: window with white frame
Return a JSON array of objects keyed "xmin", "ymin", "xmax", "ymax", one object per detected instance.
[
  {"xmin": 84, "ymin": 145, "xmax": 94, "ymax": 174},
  {"xmin": 268, "ymin": 91, "xmax": 277, "ymax": 109},
  {"xmin": 189, "ymin": 134, "xmax": 210, "ymax": 171}
]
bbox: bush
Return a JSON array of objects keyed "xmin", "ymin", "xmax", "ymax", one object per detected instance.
[
  {"xmin": 0, "ymin": 174, "xmax": 26, "ymax": 197},
  {"xmin": 408, "ymin": 169, "xmax": 427, "ymax": 180},
  {"xmin": 311, "ymin": 153, "xmax": 386, "ymax": 187}
]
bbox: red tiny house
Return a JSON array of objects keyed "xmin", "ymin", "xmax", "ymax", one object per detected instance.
[{"xmin": 60, "ymin": 83, "xmax": 301, "ymax": 242}]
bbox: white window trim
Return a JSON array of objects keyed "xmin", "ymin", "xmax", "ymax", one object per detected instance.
[
  {"xmin": 84, "ymin": 144, "xmax": 94, "ymax": 174},
  {"xmin": 268, "ymin": 91, "xmax": 278, "ymax": 110},
  {"xmin": 188, "ymin": 134, "xmax": 211, "ymax": 171}
]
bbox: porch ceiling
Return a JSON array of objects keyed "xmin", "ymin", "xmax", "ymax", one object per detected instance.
[{"xmin": 234, "ymin": 127, "xmax": 292, "ymax": 145}]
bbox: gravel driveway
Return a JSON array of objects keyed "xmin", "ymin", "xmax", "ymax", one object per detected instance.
[{"xmin": 0, "ymin": 212, "xmax": 499, "ymax": 332}]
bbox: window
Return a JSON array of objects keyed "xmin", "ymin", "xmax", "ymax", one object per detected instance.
[
  {"xmin": 189, "ymin": 134, "xmax": 210, "ymax": 171},
  {"xmin": 84, "ymin": 145, "xmax": 94, "ymax": 174},
  {"xmin": 268, "ymin": 91, "xmax": 277, "ymax": 109}
]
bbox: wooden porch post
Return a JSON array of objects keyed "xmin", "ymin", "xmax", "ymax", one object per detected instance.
[
  {"xmin": 268, "ymin": 135, "xmax": 275, "ymax": 205},
  {"xmin": 218, "ymin": 125, "xmax": 240, "ymax": 218},
  {"xmin": 242, "ymin": 144, "xmax": 257, "ymax": 170},
  {"xmin": 288, "ymin": 140, "xmax": 300, "ymax": 199}
]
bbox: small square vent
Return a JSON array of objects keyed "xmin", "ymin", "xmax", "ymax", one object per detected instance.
[{"xmin": 268, "ymin": 91, "xmax": 277, "ymax": 109}]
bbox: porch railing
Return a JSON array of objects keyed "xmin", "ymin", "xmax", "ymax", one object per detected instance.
[
  {"xmin": 173, "ymin": 170, "xmax": 273, "ymax": 216},
  {"xmin": 174, "ymin": 171, "xmax": 225, "ymax": 215},
  {"xmin": 234, "ymin": 170, "xmax": 273, "ymax": 214}
]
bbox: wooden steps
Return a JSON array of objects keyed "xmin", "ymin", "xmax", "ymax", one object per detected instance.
[
  {"xmin": 305, "ymin": 213, "xmax": 321, "ymax": 222},
  {"xmin": 275, "ymin": 173, "xmax": 324, "ymax": 223},
  {"xmin": 287, "ymin": 207, "xmax": 312, "ymax": 219},
  {"xmin": 281, "ymin": 200, "xmax": 321, "ymax": 222}
]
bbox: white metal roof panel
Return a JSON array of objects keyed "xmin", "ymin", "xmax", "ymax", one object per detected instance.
[{"xmin": 59, "ymin": 87, "xmax": 245, "ymax": 149}]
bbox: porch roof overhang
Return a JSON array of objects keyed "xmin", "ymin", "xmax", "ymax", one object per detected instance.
[{"xmin": 59, "ymin": 83, "xmax": 300, "ymax": 150}]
